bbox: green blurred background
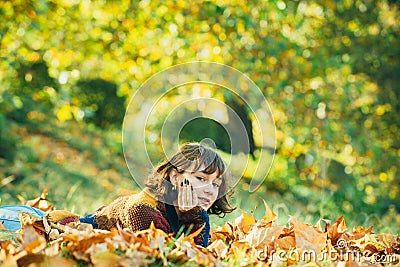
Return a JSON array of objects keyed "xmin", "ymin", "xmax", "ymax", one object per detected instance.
[{"xmin": 1, "ymin": 0, "xmax": 399, "ymax": 233}]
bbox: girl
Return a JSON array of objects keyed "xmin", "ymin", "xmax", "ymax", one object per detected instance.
[{"xmin": 1, "ymin": 143, "xmax": 235, "ymax": 247}]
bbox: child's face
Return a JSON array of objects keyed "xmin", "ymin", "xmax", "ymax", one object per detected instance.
[{"xmin": 171, "ymin": 167, "xmax": 222, "ymax": 210}]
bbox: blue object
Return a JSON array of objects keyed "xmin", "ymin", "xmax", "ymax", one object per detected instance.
[
  {"xmin": 200, "ymin": 209, "xmax": 211, "ymax": 247},
  {"xmin": 0, "ymin": 205, "xmax": 46, "ymax": 231},
  {"xmin": 79, "ymin": 213, "xmax": 98, "ymax": 228}
]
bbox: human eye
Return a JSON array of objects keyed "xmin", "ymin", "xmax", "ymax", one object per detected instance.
[
  {"xmin": 196, "ymin": 176, "xmax": 205, "ymax": 182},
  {"xmin": 212, "ymin": 178, "xmax": 222, "ymax": 188},
  {"xmin": 212, "ymin": 182, "xmax": 220, "ymax": 188}
]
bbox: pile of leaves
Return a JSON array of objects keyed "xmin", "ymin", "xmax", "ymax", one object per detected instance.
[{"xmin": 0, "ymin": 192, "xmax": 399, "ymax": 266}]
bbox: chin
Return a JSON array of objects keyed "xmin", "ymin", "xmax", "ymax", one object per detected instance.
[{"xmin": 200, "ymin": 205, "xmax": 208, "ymax": 210}]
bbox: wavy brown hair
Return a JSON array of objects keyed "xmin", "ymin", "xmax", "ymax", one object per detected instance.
[{"xmin": 145, "ymin": 142, "xmax": 236, "ymax": 217}]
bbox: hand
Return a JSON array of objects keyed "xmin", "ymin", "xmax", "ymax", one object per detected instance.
[{"xmin": 177, "ymin": 178, "xmax": 199, "ymax": 212}]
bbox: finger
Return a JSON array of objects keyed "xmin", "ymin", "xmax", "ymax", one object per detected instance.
[
  {"xmin": 185, "ymin": 183, "xmax": 192, "ymax": 208},
  {"xmin": 184, "ymin": 187, "xmax": 190, "ymax": 210},
  {"xmin": 191, "ymin": 185, "xmax": 199, "ymax": 207},
  {"xmin": 179, "ymin": 180, "xmax": 189, "ymax": 211},
  {"xmin": 184, "ymin": 179, "xmax": 191, "ymax": 206},
  {"xmin": 178, "ymin": 181, "xmax": 184, "ymax": 209}
]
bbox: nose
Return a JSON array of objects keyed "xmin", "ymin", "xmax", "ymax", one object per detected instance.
[{"xmin": 203, "ymin": 182, "xmax": 214, "ymax": 195}]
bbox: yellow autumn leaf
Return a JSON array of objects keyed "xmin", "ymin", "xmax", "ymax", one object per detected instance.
[
  {"xmin": 245, "ymin": 225, "xmax": 284, "ymax": 249},
  {"xmin": 91, "ymin": 251, "xmax": 121, "ymax": 267},
  {"xmin": 148, "ymin": 221, "xmax": 169, "ymax": 238},
  {"xmin": 290, "ymin": 216, "xmax": 327, "ymax": 255},
  {"xmin": 21, "ymin": 226, "xmax": 47, "ymax": 254},
  {"xmin": 327, "ymin": 215, "xmax": 348, "ymax": 242},
  {"xmin": 235, "ymin": 209, "xmax": 255, "ymax": 233},
  {"xmin": 208, "ymin": 239, "xmax": 228, "ymax": 258},
  {"xmin": 183, "ymin": 224, "xmax": 205, "ymax": 244},
  {"xmin": 262, "ymin": 199, "xmax": 277, "ymax": 223}
]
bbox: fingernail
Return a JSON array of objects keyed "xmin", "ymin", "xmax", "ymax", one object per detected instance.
[
  {"xmin": 180, "ymin": 182, "xmax": 183, "ymax": 186},
  {"xmin": 185, "ymin": 179, "xmax": 188, "ymax": 185},
  {"xmin": 191, "ymin": 185, "xmax": 193, "ymax": 190}
]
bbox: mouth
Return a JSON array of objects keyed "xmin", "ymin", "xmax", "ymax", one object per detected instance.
[{"xmin": 198, "ymin": 197, "xmax": 211, "ymax": 205}]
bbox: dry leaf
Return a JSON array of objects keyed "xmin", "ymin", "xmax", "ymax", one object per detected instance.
[
  {"xmin": 281, "ymin": 224, "xmax": 295, "ymax": 237},
  {"xmin": 275, "ymin": 235, "xmax": 296, "ymax": 251},
  {"xmin": 208, "ymin": 239, "xmax": 228, "ymax": 258},
  {"xmin": 63, "ymin": 229, "xmax": 117, "ymax": 253},
  {"xmin": 336, "ymin": 260, "xmax": 361, "ymax": 267},
  {"xmin": 0, "ymin": 253, "xmax": 18, "ymax": 267},
  {"xmin": 16, "ymin": 253, "xmax": 45, "ymax": 267},
  {"xmin": 3, "ymin": 192, "xmax": 400, "ymax": 267},
  {"xmin": 21, "ymin": 226, "xmax": 47, "ymax": 254},
  {"xmin": 262, "ymin": 199, "xmax": 277, "ymax": 223},
  {"xmin": 362, "ymin": 234, "xmax": 387, "ymax": 251},
  {"xmin": 327, "ymin": 216, "xmax": 348, "ymax": 243},
  {"xmin": 246, "ymin": 225, "xmax": 284, "ymax": 250},
  {"xmin": 42, "ymin": 257, "xmax": 76, "ymax": 267},
  {"xmin": 376, "ymin": 233, "xmax": 396, "ymax": 248},
  {"xmin": 24, "ymin": 188, "xmax": 55, "ymax": 212},
  {"xmin": 182, "ymin": 224, "xmax": 205, "ymax": 244},
  {"xmin": 120, "ymin": 250, "xmax": 153, "ymax": 266},
  {"xmin": 18, "ymin": 212, "xmax": 41, "ymax": 227},
  {"xmin": 235, "ymin": 209, "xmax": 255, "ymax": 234},
  {"xmin": 91, "ymin": 251, "xmax": 121, "ymax": 267},
  {"xmin": 343, "ymin": 225, "xmax": 374, "ymax": 248},
  {"xmin": 290, "ymin": 216, "xmax": 327, "ymax": 255},
  {"xmin": 211, "ymin": 222, "xmax": 236, "ymax": 244}
]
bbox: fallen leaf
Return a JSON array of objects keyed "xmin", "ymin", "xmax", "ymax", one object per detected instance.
[
  {"xmin": 208, "ymin": 239, "xmax": 228, "ymax": 258},
  {"xmin": 182, "ymin": 224, "xmax": 205, "ymax": 245},
  {"xmin": 63, "ymin": 229, "xmax": 117, "ymax": 253},
  {"xmin": 120, "ymin": 250, "xmax": 154, "ymax": 266},
  {"xmin": 3, "ymin": 190, "xmax": 400, "ymax": 267},
  {"xmin": 280, "ymin": 224, "xmax": 294, "ymax": 237},
  {"xmin": 211, "ymin": 222, "xmax": 236, "ymax": 244},
  {"xmin": 364, "ymin": 244, "xmax": 379, "ymax": 254},
  {"xmin": 246, "ymin": 225, "xmax": 284, "ymax": 250},
  {"xmin": 235, "ymin": 209, "xmax": 255, "ymax": 234},
  {"xmin": 275, "ymin": 235, "xmax": 296, "ymax": 251},
  {"xmin": 24, "ymin": 187, "xmax": 55, "ymax": 212},
  {"xmin": 0, "ymin": 230, "xmax": 22, "ymax": 247},
  {"xmin": 21, "ymin": 226, "xmax": 47, "ymax": 254},
  {"xmin": 336, "ymin": 260, "xmax": 361, "ymax": 267},
  {"xmin": 91, "ymin": 251, "xmax": 121, "ymax": 267},
  {"xmin": 327, "ymin": 216, "xmax": 347, "ymax": 243},
  {"xmin": 290, "ymin": 216, "xmax": 327, "ymax": 255},
  {"xmin": 345, "ymin": 225, "xmax": 374, "ymax": 244},
  {"xmin": 262, "ymin": 199, "xmax": 277, "ymax": 223},
  {"xmin": 18, "ymin": 212, "xmax": 41, "ymax": 227},
  {"xmin": 0, "ymin": 252, "xmax": 18, "ymax": 267},
  {"xmin": 16, "ymin": 253, "xmax": 45, "ymax": 267},
  {"xmin": 375, "ymin": 233, "xmax": 396, "ymax": 248},
  {"xmin": 42, "ymin": 256, "xmax": 76, "ymax": 267},
  {"xmin": 315, "ymin": 218, "xmax": 331, "ymax": 232},
  {"xmin": 361, "ymin": 234, "xmax": 387, "ymax": 251}
]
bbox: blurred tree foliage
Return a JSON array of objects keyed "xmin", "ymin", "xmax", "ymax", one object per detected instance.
[
  {"xmin": 73, "ymin": 79, "xmax": 125, "ymax": 127},
  {"xmin": 0, "ymin": 0, "xmax": 399, "ymax": 227}
]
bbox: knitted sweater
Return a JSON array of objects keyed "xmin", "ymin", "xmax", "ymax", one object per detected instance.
[{"xmin": 93, "ymin": 189, "xmax": 210, "ymax": 247}]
